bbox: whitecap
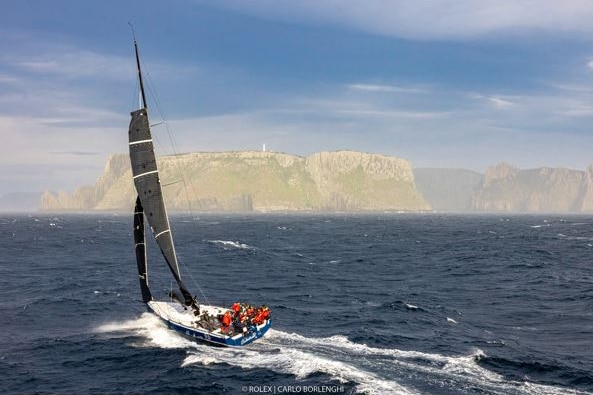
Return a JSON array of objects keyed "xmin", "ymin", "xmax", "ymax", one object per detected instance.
[
  {"xmin": 183, "ymin": 330, "xmax": 417, "ymax": 395},
  {"xmin": 208, "ymin": 240, "xmax": 252, "ymax": 249},
  {"xmin": 96, "ymin": 318, "xmax": 588, "ymax": 395},
  {"xmin": 95, "ymin": 313, "xmax": 198, "ymax": 349}
]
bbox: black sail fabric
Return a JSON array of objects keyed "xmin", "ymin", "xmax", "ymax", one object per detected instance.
[
  {"xmin": 133, "ymin": 196, "xmax": 152, "ymax": 303},
  {"xmin": 129, "ymin": 108, "xmax": 194, "ymax": 305}
]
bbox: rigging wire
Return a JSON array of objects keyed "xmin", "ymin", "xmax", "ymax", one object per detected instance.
[{"xmin": 142, "ymin": 63, "xmax": 198, "ymax": 216}]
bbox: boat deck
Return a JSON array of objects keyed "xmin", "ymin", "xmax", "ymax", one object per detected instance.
[{"xmin": 147, "ymin": 300, "xmax": 271, "ymax": 346}]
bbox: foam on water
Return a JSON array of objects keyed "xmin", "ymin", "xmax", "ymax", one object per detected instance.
[
  {"xmin": 557, "ymin": 234, "xmax": 593, "ymax": 241},
  {"xmin": 96, "ymin": 316, "xmax": 591, "ymax": 395},
  {"xmin": 183, "ymin": 339, "xmax": 415, "ymax": 395},
  {"xmin": 208, "ymin": 240, "xmax": 252, "ymax": 249},
  {"xmin": 259, "ymin": 331, "xmax": 590, "ymax": 395},
  {"xmin": 95, "ymin": 313, "xmax": 197, "ymax": 349},
  {"xmin": 202, "ymin": 329, "xmax": 588, "ymax": 395},
  {"xmin": 96, "ymin": 316, "xmax": 414, "ymax": 394},
  {"xmin": 96, "ymin": 313, "xmax": 584, "ymax": 395},
  {"xmin": 530, "ymin": 224, "xmax": 550, "ymax": 228}
]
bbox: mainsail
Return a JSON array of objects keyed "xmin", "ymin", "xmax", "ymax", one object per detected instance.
[{"xmin": 128, "ymin": 39, "xmax": 197, "ymax": 309}]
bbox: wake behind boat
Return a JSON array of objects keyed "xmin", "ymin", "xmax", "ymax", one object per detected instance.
[{"xmin": 128, "ymin": 36, "xmax": 271, "ymax": 347}]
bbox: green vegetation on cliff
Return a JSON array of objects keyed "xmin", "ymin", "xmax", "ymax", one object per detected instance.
[{"xmin": 41, "ymin": 150, "xmax": 430, "ymax": 212}]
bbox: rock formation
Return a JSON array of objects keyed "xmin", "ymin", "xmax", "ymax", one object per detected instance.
[
  {"xmin": 41, "ymin": 150, "xmax": 430, "ymax": 212},
  {"xmin": 413, "ymin": 168, "xmax": 483, "ymax": 212},
  {"xmin": 471, "ymin": 163, "xmax": 593, "ymax": 212}
]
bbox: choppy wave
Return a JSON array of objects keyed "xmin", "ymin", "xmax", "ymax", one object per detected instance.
[
  {"xmin": 208, "ymin": 239, "xmax": 252, "ymax": 249},
  {"xmin": 557, "ymin": 233, "xmax": 593, "ymax": 241},
  {"xmin": 95, "ymin": 314, "xmax": 590, "ymax": 395},
  {"xmin": 7, "ymin": 214, "xmax": 593, "ymax": 395}
]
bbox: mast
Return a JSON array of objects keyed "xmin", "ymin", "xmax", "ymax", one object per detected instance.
[
  {"xmin": 129, "ymin": 23, "xmax": 147, "ymax": 109},
  {"xmin": 133, "ymin": 39, "xmax": 147, "ymax": 109},
  {"xmin": 128, "ymin": 37, "xmax": 199, "ymax": 313}
]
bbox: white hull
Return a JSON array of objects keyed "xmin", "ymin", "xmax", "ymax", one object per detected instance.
[{"xmin": 147, "ymin": 301, "xmax": 271, "ymax": 347}]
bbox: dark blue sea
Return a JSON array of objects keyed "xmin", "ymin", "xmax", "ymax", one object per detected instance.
[{"xmin": 1, "ymin": 214, "xmax": 593, "ymax": 395}]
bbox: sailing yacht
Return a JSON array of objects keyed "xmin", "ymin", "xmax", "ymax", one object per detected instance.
[{"xmin": 128, "ymin": 37, "xmax": 271, "ymax": 347}]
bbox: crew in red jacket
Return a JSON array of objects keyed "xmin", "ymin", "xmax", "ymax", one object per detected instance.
[{"xmin": 221, "ymin": 311, "xmax": 232, "ymax": 334}]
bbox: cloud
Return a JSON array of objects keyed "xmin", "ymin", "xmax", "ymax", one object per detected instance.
[
  {"xmin": 49, "ymin": 151, "xmax": 100, "ymax": 156},
  {"xmin": 0, "ymin": 35, "xmax": 202, "ymax": 194},
  {"xmin": 469, "ymin": 93, "xmax": 516, "ymax": 109},
  {"xmin": 336, "ymin": 109, "xmax": 450, "ymax": 119},
  {"xmin": 0, "ymin": 115, "xmax": 125, "ymax": 164},
  {"xmin": 2, "ymin": 41, "xmax": 198, "ymax": 83},
  {"xmin": 0, "ymin": 114, "xmax": 124, "ymax": 194},
  {"xmin": 488, "ymin": 97, "xmax": 515, "ymax": 109},
  {"xmin": 8, "ymin": 50, "xmax": 133, "ymax": 80},
  {"xmin": 204, "ymin": 0, "xmax": 593, "ymax": 40},
  {"xmin": 546, "ymin": 82, "xmax": 593, "ymax": 94},
  {"xmin": 0, "ymin": 73, "xmax": 21, "ymax": 84},
  {"xmin": 558, "ymin": 105, "xmax": 593, "ymax": 117},
  {"xmin": 348, "ymin": 83, "xmax": 426, "ymax": 94}
]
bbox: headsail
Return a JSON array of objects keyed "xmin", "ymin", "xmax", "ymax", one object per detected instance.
[
  {"xmin": 128, "ymin": 39, "xmax": 197, "ymax": 310},
  {"xmin": 133, "ymin": 196, "xmax": 152, "ymax": 303}
]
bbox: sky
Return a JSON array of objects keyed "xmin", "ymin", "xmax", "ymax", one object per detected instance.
[{"xmin": 2, "ymin": 0, "xmax": 593, "ymax": 195}]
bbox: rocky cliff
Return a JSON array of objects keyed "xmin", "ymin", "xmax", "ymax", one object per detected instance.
[
  {"xmin": 41, "ymin": 150, "xmax": 430, "ymax": 212},
  {"xmin": 413, "ymin": 168, "xmax": 483, "ymax": 212},
  {"xmin": 471, "ymin": 162, "xmax": 593, "ymax": 212}
]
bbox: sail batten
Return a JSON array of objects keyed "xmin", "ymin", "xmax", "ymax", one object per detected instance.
[
  {"xmin": 154, "ymin": 229, "xmax": 170, "ymax": 238},
  {"xmin": 133, "ymin": 170, "xmax": 159, "ymax": 179},
  {"xmin": 130, "ymin": 138, "xmax": 153, "ymax": 146}
]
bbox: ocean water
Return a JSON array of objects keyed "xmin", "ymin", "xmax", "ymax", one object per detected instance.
[{"xmin": 1, "ymin": 213, "xmax": 592, "ymax": 395}]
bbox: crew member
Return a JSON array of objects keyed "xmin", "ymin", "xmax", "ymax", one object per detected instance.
[
  {"xmin": 220, "ymin": 311, "xmax": 232, "ymax": 334},
  {"xmin": 231, "ymin": 302, "xmax": 241, "ymax": 317}
]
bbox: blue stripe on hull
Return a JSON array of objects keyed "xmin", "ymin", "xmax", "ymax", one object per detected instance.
[
  {"xmin": 166, "ymin": 319, "xmax": 271, "ymax": 347},
  {"xmin": 147, "ymin": 305, "xmax": 271, "ymax": 347}
]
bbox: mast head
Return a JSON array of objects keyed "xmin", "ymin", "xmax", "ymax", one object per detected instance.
[{"xmin": 130, "ymin": 23, "xmax": 147, "ymax": 110}]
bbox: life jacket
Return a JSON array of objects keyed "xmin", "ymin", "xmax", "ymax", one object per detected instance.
[
  {"xmin": 253, "ymin": 311, "xmax": 264, "ymax": 325},
  {"xmin": 232, "ymin": 303, "xmax": 241, "ymax": 314},
  {"xmin": 262, "ymin": 308, "xmax": 271, "ymax": 320},
  {"xmin": 252, "ymin": 309, "xmax": 261, "ymax": 324}
]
